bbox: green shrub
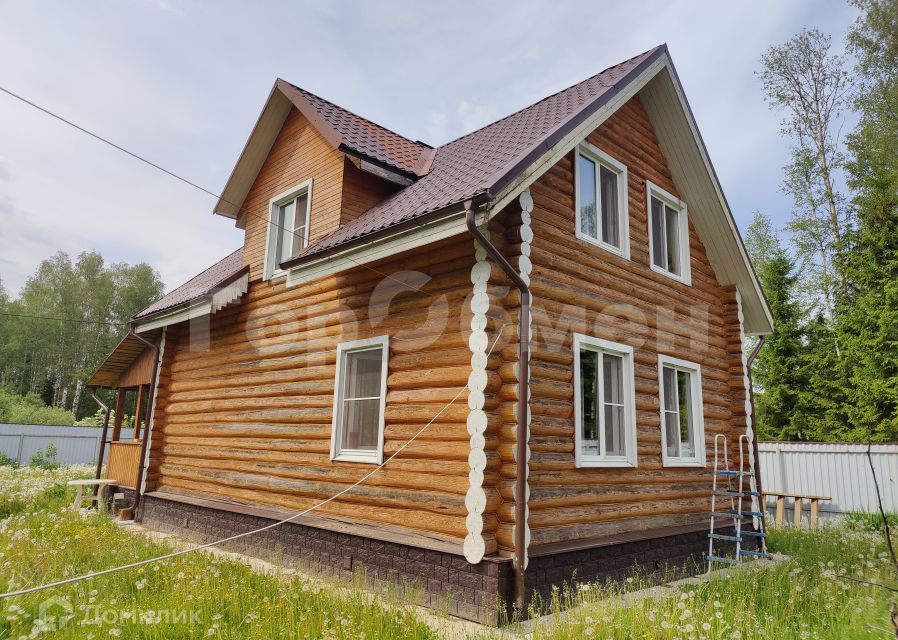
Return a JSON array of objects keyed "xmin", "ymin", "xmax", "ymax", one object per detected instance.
[
  {"xmin": 0, "ymin": 451, "xmax": 19, "ymax": 468},
  {"xmin": 72, "ymin": 408, "xmax": 130, "ymax": 427},
  {"xmin": 29, "ymin": 443, "xmax": 60, "ymax": 470},
  {"xmin": 843, "ymin": 510, "xmax": 898, "ymax": 531}
]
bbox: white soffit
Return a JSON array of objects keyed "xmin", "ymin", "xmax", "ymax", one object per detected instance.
[{"xmin": 638, "ymin": 65, "xmax": 773, "ymax": 335}]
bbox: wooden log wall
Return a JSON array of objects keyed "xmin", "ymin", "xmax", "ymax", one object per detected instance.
[
  {"xmin": 147, "ymin": 234, "xmax": 491, "ymax": 546},
  {"xmin": 520, "ymin": 95, "xmax": 749, "ymax": 547},
  {"xmin": 341, "ymin": 157, "xmax": 400, "ymax": 222},
  {"xmin": 240, "ymin": 108, "xmax": 345, "ymax": 281},
  {"xmin": 117, "ymin": 347, "xmax": 155, "ymax": 388},
  {"xmin": 239, "ymin": 109, "xmax": 401, "ymax": 282}
]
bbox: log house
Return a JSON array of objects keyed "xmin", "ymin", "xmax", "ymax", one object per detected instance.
[{"xmin": 89, "ymin": 44, "xmax": 772, "ymax": 624}]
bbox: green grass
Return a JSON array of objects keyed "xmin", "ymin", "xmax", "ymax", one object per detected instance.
[
  {"xmin": 521, "ymin": 525, "xmax": 896, "ymax": 640},
  {"xmin": 0, "ymin": 467, "xmax": 436, "ymax": 639},
  {"xmin": 1, "ymin": 467, "xmax": 897, "ymax": 639}
]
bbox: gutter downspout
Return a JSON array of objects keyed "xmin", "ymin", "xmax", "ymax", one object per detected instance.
[
  {"xmin": 465, "ymin": 199, "xmax": 530, "ymax": 611},
  {"xmin": 747, "ymin": 336, "xmax": 766, "ymax": 528},
  {"xmin": 127, "ymin": 327, "xmax": 161, "ymax": 518},
  {"xmin": 88, "ymin": 386, "xmax": 111, "ymax": 495}
]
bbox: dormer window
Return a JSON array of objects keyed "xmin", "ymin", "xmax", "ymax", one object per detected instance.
[
  {"xmin": 575, "ymin": 142, "xmax": 629, "ymax": 258},
  {"xmin": 265, "ymin": 179, "xmax": 312, "ymax": 280}
]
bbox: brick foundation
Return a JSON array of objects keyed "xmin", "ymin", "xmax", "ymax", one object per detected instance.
[
  {"xmin": 524, "ymin": 525, "xmax": 757, "ymax": 607},
  {"xmin": 136, "ymin": 493, "xmax": 759, "ymax": 625}
]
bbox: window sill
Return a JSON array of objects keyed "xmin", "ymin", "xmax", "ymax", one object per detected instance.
[
  {"xmin": 662, "ymin": 458, "xmax": 706, "ymax": 468},
  {"xmin": 575, "ymin": 230, "xmax": 629, "ymax": 260},
  {"xmin": 263, "ymin": 269, "xmax": 289, "ymax": 283},
  {"xmin": 650, "ymin": 263, "xmax": 692, "ymax": 286},
  {"xmin": 332, "ymin": 452, "xmax": 381, "ymax": 465},
  {"xmin": 576, "ymin": 457, "xmax": 637, "ymax": 469}
]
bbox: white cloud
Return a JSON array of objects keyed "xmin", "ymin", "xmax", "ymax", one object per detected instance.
[{"xmin": 0, "ymin": 0, "xmax": 859, "ymax": 297}]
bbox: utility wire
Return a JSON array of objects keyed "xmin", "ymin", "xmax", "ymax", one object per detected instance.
[
  {"xmin": 0, "ymin": 311, "xmax": 127, "ymax": 326},
  {"xmin": 0, "ymin": 324, "xmax": 510, "ymax": 600},
  {"xmin": 0, "ymin": 86, "xmax": 425, "ymax": 294}
]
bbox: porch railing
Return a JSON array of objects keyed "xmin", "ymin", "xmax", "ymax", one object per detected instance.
[{"xmin": 106, "ymin": 440, "xmax": 142, "ymax": 489}]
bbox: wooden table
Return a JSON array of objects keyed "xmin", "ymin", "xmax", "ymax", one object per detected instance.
[
  {"xmin": 764, "ymin": 491, "xmax": 832, "ymax": 531},
  {"xmin": 68, "ymin": 479, "xmax": 117, "ymax": 513}
]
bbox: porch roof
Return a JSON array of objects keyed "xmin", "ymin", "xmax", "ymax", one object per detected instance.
[{"xmin": 87, "ymin": 329, "xmax": 161, "ymax": 388}]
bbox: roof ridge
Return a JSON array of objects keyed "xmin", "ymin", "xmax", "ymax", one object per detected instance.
[
  {"xmin": 283, "ymin": 80, "xmax": 432, "ymax": 151},
  {"xmin": 436, "ymin": 45, "xmax": 665, "ymax": 150}
]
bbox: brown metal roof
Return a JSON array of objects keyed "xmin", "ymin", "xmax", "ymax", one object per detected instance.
[
  {"xmin": 134, "ymin": 248, "xmax": 245, "ymax": 319},
  {"xmin": 283, "ymin": 45, "xmax": 665, "ymax": 265},
  {"xmin": 277, "ymin": 79, "xmax": 433, "ymax": 178}
]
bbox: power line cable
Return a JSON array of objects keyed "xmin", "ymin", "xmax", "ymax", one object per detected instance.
[
  {"xmin": 0, "ymin": 323, "xmax": 510, "ymax": 600},
  {"xmin": 0, "ymin": 311, "xmax": 127, "ymax": 326},
  {"xmin": 0, "ymin": 86, "xmax": 426, "ymax": 294}
]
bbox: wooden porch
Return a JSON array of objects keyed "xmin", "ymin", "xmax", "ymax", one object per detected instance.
[
  {"xmin": 88, "ymin": 331, "xmax": 161, "ymax": 492},
  {"xmin": 104, "ymin": 382, "xmax": 151, "ymax": 489}
]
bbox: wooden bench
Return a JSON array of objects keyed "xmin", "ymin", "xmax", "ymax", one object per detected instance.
[
  {"xmin": 68, "ymin": 479, "xmax": 117, "ymax": 513},
  {"xmin": 764, "ymin": 491, "xmax": 832, "ymax": 531}
]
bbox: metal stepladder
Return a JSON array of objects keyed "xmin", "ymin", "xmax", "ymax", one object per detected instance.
[{"xmin": 706, "ymin": 434, "xmax": 769, "ymax": 572}]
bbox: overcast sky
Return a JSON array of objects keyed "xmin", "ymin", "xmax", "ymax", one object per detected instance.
[{"xmin": 0, "ymin": 0, "xmax": 859, "ymax": 297}]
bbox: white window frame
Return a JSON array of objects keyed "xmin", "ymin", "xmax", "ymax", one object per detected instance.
[
  {"xmin": 329, "ymin": 335, "xmax": 389, "ymax": 464},
  {"xmin": 574, "ymin": 142, "xmax": 630, "ymax": 259},
  {"xmin": 657, "ymin": 354, "xmax": 706, "ymax": 467},
  {"xmin": 573, "ymin": 333, "xmax": 638, "ymax": 468},
  {"xmin": 646, "ymin": 181, "xmax": 691, "ymax": 286},
  {"xmin": 263, "ymin": 179, "xmax": 313, "ymax": 281}
]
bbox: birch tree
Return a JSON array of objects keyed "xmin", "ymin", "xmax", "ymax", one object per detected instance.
[{"xmin": 759, "ymin": 29, "xmax": 853, "ymax": 317}]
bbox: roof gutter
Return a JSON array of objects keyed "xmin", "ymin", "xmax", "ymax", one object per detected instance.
[
  {"xmin": 464, "ymin": 198, "xmax": 530, "ymax": 612},
  {"xmin": 125, "ymin": 326, "xmax": 161, "ymax": 518},
  {"xmin": 279, "ymin": 201, "xmax": 473, "ymax": 271},
  {"xmin": 747, "ymin": 337, "xmax": 766, "ymax": 529},
  {"xmin": 88, "ymin": 386, "xmax": 112, "ymax": 493}
]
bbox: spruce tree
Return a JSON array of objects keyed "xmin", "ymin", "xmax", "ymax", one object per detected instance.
[
  {"xmin": 745, "ymin": 213, "xmax": 809, "ymax": 440},
  {"xmin": 753, "ymin": 250, "xmax": 808, "ymax": 440},
  {"xmin": 837, "ymin": 0, "xmax": 898, "ymax": 440}
]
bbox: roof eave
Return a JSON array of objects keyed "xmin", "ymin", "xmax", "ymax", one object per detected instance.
[
  {"xmin": 132, "ymin": 265, "xmax": 250, "ymax": 325},
  {"xmin": 279, "ymin": 197, "xmax": 485, "ymax": 270}
]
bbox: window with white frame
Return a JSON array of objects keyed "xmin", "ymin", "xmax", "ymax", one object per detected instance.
[
  {"xmin": 658, "ymin": 355, "xmax": 705, "ymax": 467},
  {"xmin": 330, "ymin": 336, "xmax": 389, "ymax": 464},
  {"xmin": 646, "ymin": 181, "xmax": 691, "ymax": 285},
  {"xmin": 264, "ymin": 180, "xmax": 312, "ymax": 280},
  {"xmin": 573, "ymin": 334, "xmax": 637, "ymax": 467},
  {"xmin": 575, "ymin": 143, "xmax": 629, "ymax": 257}
]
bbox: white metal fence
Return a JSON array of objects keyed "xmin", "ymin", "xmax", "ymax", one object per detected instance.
[
  {"xmin": 0, "ymin": 423, "xmax": 134, "ymax": 466},
  {"xmin": 758, "ymin": 441, "xmax": 898, "ymax": 515}
]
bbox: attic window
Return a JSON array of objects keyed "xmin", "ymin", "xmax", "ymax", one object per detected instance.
[
  {"xmin": 646, "ymin": 181, "xmax": 691, "ymax": 285},
  {"xmin": 265, "ymin": 179, "xmax": 313, "ymax": 280},
  {"xmin": 575, "ymin": 142, "xmax": 629, "ymax": 258}
]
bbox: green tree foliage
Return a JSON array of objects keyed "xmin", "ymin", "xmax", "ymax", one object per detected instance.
[
  {"xmin": 836, "ymin": 0, "xmax": 898, "ymax": 440},
  {"xmin": 795, "ymin": 314, "xmax": 852, "ymax": 440},
  {"xmin": 746, "ymin": 213, "xmax": 809, "ymax": 439},
  {"xmin": 0, "ymin": 390, "xmax": 74, "ymax": 426},
  {"xmin": 0, "ymin": 251, "xmax": 163, "ymax": 421}
]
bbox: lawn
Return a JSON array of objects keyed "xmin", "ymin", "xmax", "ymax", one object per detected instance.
[{"xmin": 0, "ymin": 465, "xmax": 895, "ymax": 639}]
